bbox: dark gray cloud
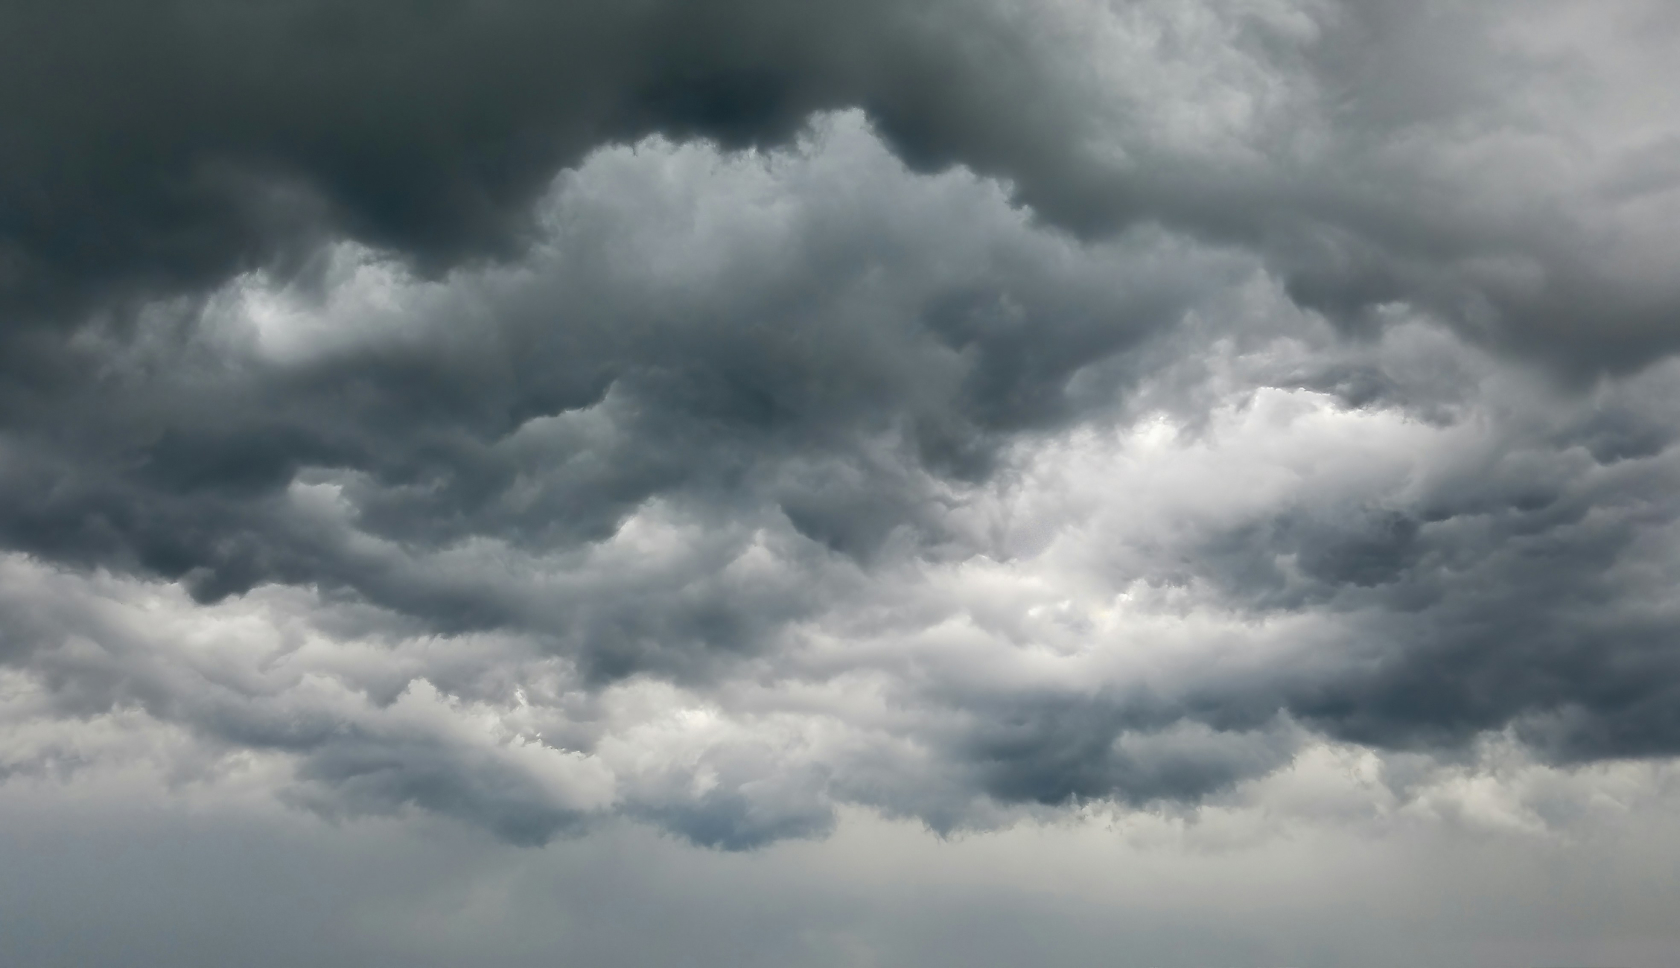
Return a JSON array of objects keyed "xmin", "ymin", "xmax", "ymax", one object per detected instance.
[
  {"xmin": 1, "ymin": 0, "xmax": 1089, "ymax": 326},
  {"xmin": 0, "ymin": 0, "xmax": 1679, "ymax": 860},
  {"xmin": 0, "ymin": 119, "xmax": 1238, "ymax": 627},
  {"xmin": 7, "ymin": 1, "xmax": 1678, "ymax": 367}
]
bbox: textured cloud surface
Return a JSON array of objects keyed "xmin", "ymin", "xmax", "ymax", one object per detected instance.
[{"xmin": 2, "ymin": 1, "xmax": 1680, "ymax": 962}]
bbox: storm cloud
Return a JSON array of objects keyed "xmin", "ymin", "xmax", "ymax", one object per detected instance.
[{"xmin": 2, "ymin": 0, "xmax": 1680, "ymax": 906}]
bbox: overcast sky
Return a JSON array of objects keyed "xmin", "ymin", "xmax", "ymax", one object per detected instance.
[{"xmin": 3, "ymin": 2, "xmax": 1680, "ymax": 965}]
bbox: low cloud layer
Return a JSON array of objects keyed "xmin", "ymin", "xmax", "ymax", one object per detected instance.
[
  {"xmin": 8, "ymin": 1, "xmax": 1680, "ymax": 364},
  {"xmin": 2, "ymin": 0, "xmax": 1679, "ymax": 867}
]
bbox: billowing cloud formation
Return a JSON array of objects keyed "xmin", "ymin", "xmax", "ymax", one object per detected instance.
[
  {"xmin": 2, "ymin": 1, "xmax": 1680, "ymax": 852},
  {"xmin": 7, "ymin": 1, "xmax": 1680, "ymax": 359}
]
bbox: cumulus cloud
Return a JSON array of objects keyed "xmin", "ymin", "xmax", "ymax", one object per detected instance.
[
  {"xmin": 1, "ymin": 0, "xmax": 1679, "ymax": 860},
  {"xmin": 8, "ymin": 1, "xmax": 1679, "ymax": 363}
]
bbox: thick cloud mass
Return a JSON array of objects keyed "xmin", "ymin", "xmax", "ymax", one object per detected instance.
[
  {"xmin": 7, "ymin": 1, "xmax": 1680, "ymax": 360},
  {"xmin": 2, "ymin": 0, "xmax": 1680, "ymax": 858}
]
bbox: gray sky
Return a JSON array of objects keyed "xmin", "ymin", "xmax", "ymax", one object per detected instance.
[{"xmin": 2, "ymin": 1, "xmax": 1679, "ymax": 965}]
